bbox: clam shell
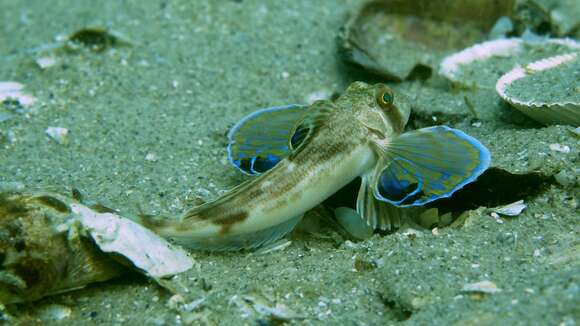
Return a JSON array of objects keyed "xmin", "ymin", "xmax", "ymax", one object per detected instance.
[
  {"xmin": 338, "ymin": 0, "xmax": 512, "ymax": 81},
  {"xmin": 496, "ymin": 53, "xmax": 580, "ymax": 126},
  {"xmin": 439, "ymin": 38, "xmax": 580, "ymax": 88}
]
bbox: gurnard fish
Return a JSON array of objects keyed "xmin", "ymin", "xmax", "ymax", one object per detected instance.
[{"xmin": 145, "ymin": 82, "xmax": 490, "ymax": 250}]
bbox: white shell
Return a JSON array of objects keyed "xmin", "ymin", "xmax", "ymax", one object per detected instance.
[
  {"xmin": 496, "ymin": 53, "xmax": 579, "ymax": 126},
  {"xmin": 439, "ymin": 38, "xmax": 580, "ymax": 87},
  {"xmin": 0, "ymin": 81, "xmax": 38, "ymax": 106},
  {"xmin": 71, "ymin": 204, "xmax": 194, "ymax": 278},
  {"xmin": 439, "ymin": 38, "xmax": 523, "ymax": 83},
  {"xmin": 493, "ymin": 200, "xmax": 526, "ymax": 216}
]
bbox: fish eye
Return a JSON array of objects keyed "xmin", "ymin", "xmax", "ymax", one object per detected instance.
[{"xmin": 377, "ymin": 88, "xmax": 394, "ymax": 109}]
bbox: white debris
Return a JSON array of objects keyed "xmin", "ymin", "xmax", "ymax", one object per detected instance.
[
  {"xmin": 36, "ymin": 56, "xmax": 57, "ymax": 69},
  {"xmin": 242, "ymin": 294, "xmax": 303, "ymax": 321},
  {"xmin": 494, "ymin": 200, "xmax": 526, "ymax": 216},
  {"xmin": 305, "ymin": 90, "xmax": 332, "ymax": 104},
  {"xmin": 549, "ymin": 143, "xmax": 570, "ymax": 153},
  {"xmin": 145, "ymin": 152, "xmax": 157, "ymax": 161},
  {"xmin": 70, "ymin": 203, "xmax": 193, "ymax": 278},
  {"xmin": 229, "ymin": 294, "xmax": 303, "ymax": 321},
  {"xmin": 45, "ymin": 127, "xmax": 69, "ymax": 144},
  {"xmin": 38, "ymin": 304, "xmax": 72, "ymax": 321},
  {"xmin": 462, "ymin": 281, "xmax": 501, "ymax": 294},
  {"xmin": 0, "ymin": 81, "xmax": 37, "ymax": 107},
  {"xmin": 253, "ymin": 238, "xmax": 292, "ymax": 255}
]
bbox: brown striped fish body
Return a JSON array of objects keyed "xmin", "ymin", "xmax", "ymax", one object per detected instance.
[{"xmin": 146, "ymin": 82, "xmax": 410, "ymax": 250}]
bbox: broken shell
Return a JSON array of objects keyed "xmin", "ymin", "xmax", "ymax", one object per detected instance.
[
  {"xmin": 230, "ymin": 293, "xmax": 303, "ymax": 321},
  {"xmin": 71, "ymin": 203, "xmax": 193, "ymax": 279},
  {"xmin": 439, "ymin": 38, "xmax": 580, "ymax": 89},
  {"xmin": 0, "ymin": 82, "xmax": 37, "ymax": 107},
  {"xmin": 0, "ymin": 191, "xmax": 122, "ymax": 304},
  {"xmin": 45, "ymin": 127, "xmax": 69, "ymax": 144},
  {"xmin": 462, "ymin": 280, "xmax": 501, "ymax": 294},
  {"xmin": 0, "ymin": 190, "xmax": 193, "ymax": 304},
  {"xmin": 338, "ymin": 0, "xmax": 513, "ymax": 81},
  {"xmin": 493, "ymin": 200, "xmax": 526, "ymax": 216},
  {"xmin": 496, "ymin": 52, "xmax": 580, "ymax": 125}
]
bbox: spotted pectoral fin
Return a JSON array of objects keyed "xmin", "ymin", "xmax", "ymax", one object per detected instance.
[
  {"xmin": 374, "ymin": 126, "xmax": 491, "ymax": 207},
  {"xmin": 228, "ymin": 104, "xmax": 305, "ymax": 175}
]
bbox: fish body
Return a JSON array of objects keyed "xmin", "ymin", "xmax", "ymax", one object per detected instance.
[{"xmin": 145, "ymin": 82, "xmax": 489, "ymax": 250}]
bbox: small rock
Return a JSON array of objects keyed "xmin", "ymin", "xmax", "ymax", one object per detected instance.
[
  {"xmin": 353, "ymin": 256, "xmax": 376, "ymax": 272},
  {"xmin": 417, "ymin": 208, "xmax": 439, "ymax": 228}
]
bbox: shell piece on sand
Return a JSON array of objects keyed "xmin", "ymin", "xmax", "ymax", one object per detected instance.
[
  {"xmin": 71, "ymin": 204, "xmax": 193, "ymax": 279},
  {"xmin": 0, "ymin": 82, "xmax": 37, "ymax": 107},
  {"xmin": 462, "ymin": 280, "xmax": 501, "ymax": 294},
  {"xmin": 0, "ymin": 192, "xmax": 123, "ymax": 304},
  {"xmin": 493, "ymin": 200, "xmax": 526, "ymax": 216},
  {"xmin": 0, "ymin": 191, "xmax": 193, "ymax": 304},
  {"xmin": 496, "ymin": 52, "xmax": 579, "ymax": 126},
  {"xmin": 439, "ymin": 38, "xmax": 580, "ymax": 89}
]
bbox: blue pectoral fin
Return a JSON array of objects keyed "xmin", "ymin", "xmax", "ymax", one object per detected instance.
[
  {"xmin": 227, "ymin": 104, "xmax": 305, "ymax": 175},
  {"xmin": 374, "ymin": 126, "xmax": 491, "ymax": 207}
]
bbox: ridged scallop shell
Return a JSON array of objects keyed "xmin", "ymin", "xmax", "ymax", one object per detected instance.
[
  {"xmin": 439, "ymin": 38, "xmax": 580, "ymax": 88},
  {"xmin": 496, "ymin": 53, "xmax": 579, "ymax": 126}
]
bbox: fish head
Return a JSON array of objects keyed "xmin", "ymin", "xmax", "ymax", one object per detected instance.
[{"xmin": 336, "ymin": 82, "xmax": 411, "ymax": 140}]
